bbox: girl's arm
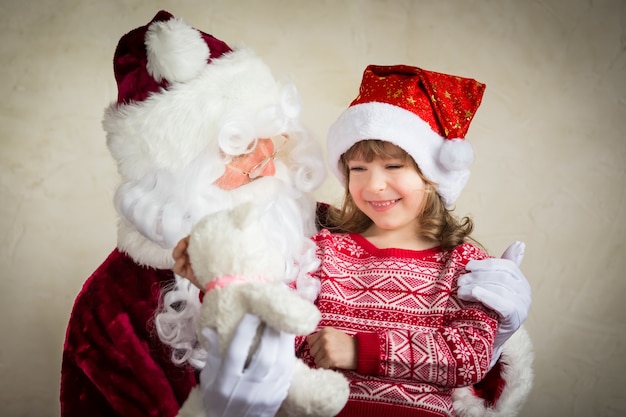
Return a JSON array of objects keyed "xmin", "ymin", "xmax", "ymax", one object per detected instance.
[
  {"xmin": 303, "ymin": 304, "xmax": 496, "ymax": 388},
  {"xmin": 354, "ymin": 305, "xmax": 498, "ymax": 388}
]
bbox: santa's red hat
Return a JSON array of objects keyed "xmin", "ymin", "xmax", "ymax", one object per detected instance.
[
  {"xmin": 327, "ymin": 65, "xmax": 486, "ymax": 208},
  {"xmin": 112, "ymin": 10, "xmax": 232, "ymax": 105}
]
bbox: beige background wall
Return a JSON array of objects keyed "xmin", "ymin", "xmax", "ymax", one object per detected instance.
[{"xmin": 1, "ymin": 0, "xmax": 624, "ymax": 416}]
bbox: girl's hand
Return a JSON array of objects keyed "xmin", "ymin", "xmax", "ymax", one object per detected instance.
[
  {"xmin": 172, "ymin": 236, "xmax": 201, "ymax": 288},
  {"xmin": 307, "ymin": 327, "xmax": 357, "ymax": 370}
]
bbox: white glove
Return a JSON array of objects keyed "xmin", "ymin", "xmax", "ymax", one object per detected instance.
[
  {"xmin": 457, "ymin": 241, "xmax": 531, "ymax": 367},
  {"xmin": 200, "ymin": 314, "xmax": 295, "ymax": 417}
]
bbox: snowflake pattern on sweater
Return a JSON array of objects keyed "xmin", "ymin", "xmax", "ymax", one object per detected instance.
[{"xmin": 297, "ymin": 230, "xmax": 499, "ymax": 417}]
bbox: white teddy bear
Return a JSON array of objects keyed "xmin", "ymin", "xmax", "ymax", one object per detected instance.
[{"xmin": 178, "ymin": 202, "xmax": 350, "ymax": 417}]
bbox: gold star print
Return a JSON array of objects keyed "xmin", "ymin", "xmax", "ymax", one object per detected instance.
[
  {"xmin": 407, "ymin": 96, "xmax": 415, "ymax": 105},
  {"xmin": 465, "ymin": 110, "xmax": 474, "ymax": 119},
  {"xmin": 444, "ymin": 91, "xmax": 451, "ymax": 99},
  {"xmin": 393, "ymin": 89, "xmax": 402, "ymax": 98}
]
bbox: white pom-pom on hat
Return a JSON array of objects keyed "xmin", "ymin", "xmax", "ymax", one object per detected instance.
[
  {"xmin": 439, "ymin": 138, "xmax": 474, "ymax": 171},
  {"xmin": 145, "ymin": 17, "xmax": 210, "ymax": 83}
]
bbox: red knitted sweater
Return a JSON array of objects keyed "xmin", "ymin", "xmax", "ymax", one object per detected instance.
[{"xmin": 296, "ymin": 230, "xmax": 499, "ymax": 417}]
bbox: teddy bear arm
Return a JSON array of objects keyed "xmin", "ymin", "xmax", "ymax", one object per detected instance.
[{"xmin": 241, "ymin": 283, "xmax": 321, "ymax": 336}]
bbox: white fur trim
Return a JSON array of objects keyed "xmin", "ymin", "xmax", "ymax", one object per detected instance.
[
  {"xmin": 452, "ymin": 326, "xmax": 534, "ymax": 417},
  {"xmin": 145, "ymin": 17, "xmax": 210, "ymax": 83},
  {"xmin": 326, "ymin": 102, "xmax": 470, "ymax": 208},
  {"xmin": 116, "ymin": 219, "xmax": 174, "ymax": 269}
]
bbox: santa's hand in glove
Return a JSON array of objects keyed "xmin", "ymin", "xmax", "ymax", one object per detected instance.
[
  {"xmin": 457, "ymin": 241, "xmax": 531, "ymax": 367},
  {"xmin": 200, "ymin": 314, "xmax": 295, "ymax": 417}
]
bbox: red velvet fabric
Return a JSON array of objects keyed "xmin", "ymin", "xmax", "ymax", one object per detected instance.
[
  {"xmin": 60, "ymin": 249, "xmax": 197, "ymax": 417},
  {"xmin": 471, "ymin": 360, "xmax": 505, "ymax": 406}
]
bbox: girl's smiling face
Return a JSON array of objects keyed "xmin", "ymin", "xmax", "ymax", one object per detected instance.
[{"xmin": 346, "ymin": 142, "xmax": 429, "ymax": 240}]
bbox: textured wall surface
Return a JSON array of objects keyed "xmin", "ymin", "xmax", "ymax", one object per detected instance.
[{"xmin": 0, "ymin": 1, "xmax": 624, "ymax": 416}]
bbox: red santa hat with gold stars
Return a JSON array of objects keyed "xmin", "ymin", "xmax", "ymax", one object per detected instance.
[{"xmin": 327, "ymin": 64, "xmax": 485, "ymax": 208}]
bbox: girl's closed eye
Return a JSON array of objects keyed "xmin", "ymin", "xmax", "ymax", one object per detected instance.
[
  {"xmin": 348, "ymin": 164, "xmax": 366, "ymax": 172},
  {"xmin": 385, "ymin": 163, "xmax": 404, "ymax": 170},
  {"xmin": 383, "ymin": 158, "xmax": 406, "ymax": 170}
]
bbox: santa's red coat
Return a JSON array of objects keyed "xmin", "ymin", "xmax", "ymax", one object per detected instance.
[{"xmin": 61, "ymin": 249, "xmax": 197, "ymax": 417}]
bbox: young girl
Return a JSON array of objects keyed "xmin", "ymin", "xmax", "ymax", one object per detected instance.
[
  {"xmin": 296, "ymin": 64, "xmax": 501, "ymax": 417},
  {"xmin": 301, "ymin": 142, "xmax": 496, "ymax": 417}
]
